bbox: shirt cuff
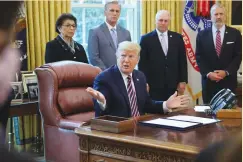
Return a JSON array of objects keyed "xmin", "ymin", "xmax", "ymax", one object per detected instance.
[
  {"xmin": 163, "ymin": 101, "xmax": 169, "ymax": 113},
  {"xmin": 206, "ymin": 72, "xmax": 212, "ymax": 78},
  {"xmin": 97, "ymin": 99, "xmax": 106, "ymax": 111}
]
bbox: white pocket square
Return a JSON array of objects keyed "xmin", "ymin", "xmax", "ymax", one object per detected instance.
[{"xmin": 226, "ymin": 42, "xmax": 234, "ymax": 44}]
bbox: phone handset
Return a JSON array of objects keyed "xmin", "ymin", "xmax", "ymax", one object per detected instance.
[
  {"xmin": 210, "ymin": 89, "xmax": 233, "ymax": 114},
  {"xmin": 224, "ymin": 92, "xmax": 237, "ymax": 109},
  {"xmin": 207, "ymin": 89, "xmax": 237, "ymax": 115},
  {"xmin": 210, "ymin": 89, "xmax": 228, "ymax": 110}
]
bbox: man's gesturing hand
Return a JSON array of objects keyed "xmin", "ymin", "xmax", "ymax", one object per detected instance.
[
  {"xmin": 166, "ymin": 91, "xmax": 190, "ymax": 110},
  {"xmin": 86, "ymin": 87, "xmax": 105, "ymax": 104}
]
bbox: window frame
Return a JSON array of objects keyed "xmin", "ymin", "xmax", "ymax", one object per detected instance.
[{"xmin": 71, "ymin": 2, "xmax": 139, "ymax": 48}]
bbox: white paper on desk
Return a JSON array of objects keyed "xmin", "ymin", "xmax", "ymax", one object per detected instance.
[
  {"xmin": 194, "ymin": 106, "xmax": 210, "ymax": 112},
  {"xmin": 167, "ymin": 115, "xmax": 220, "ymax": 125},
  {"xmin": 143, "ymin": 118, "xmax": 200, "ymax": 128}
]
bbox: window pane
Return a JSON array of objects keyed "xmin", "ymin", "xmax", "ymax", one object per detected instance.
[
  {"xmin": 85, "ymin": 8, "xmax": 104, "ymax": 43},
  {"xmin": 72, "ymin": 7, "xmax": 134, "ymax": 46},
  {"xmin": 119, "ymin": 8, "xmax": 134, "ymax": 33},
  {"xmin": 72, "ymin": 7, "xmax": 85, "ymax": 44},
  {"xmin": 72, "ymin": 0, "xmax": 103, "ymax": 5},
  {"xmin": 72, "ymin": 0, "xmax": 136, "ymax": 5},
  {"xmin": 71, "ymin": 1, "xmax": 140, "ymax": 50}
]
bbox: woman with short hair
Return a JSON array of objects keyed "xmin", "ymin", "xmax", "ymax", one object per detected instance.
[{"xmin": 45, "ymin": 13, "xmax": 88, "ymax": 64}]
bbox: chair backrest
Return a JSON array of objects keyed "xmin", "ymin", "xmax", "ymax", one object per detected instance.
[{"xmin": 35, "ymin": 61, "xmax": 101, "ymax": 126}]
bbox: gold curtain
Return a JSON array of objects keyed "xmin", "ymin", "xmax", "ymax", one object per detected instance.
[
  {"xmin": 141, "ymin": 1, "xmax": 183, "ymax": 35},
  {"xmin": 25, "ymin": 0, "xmax": 70, "ymax": 70},
  {"xmin": 219, "ymin": 0, "xmax": 232, "ymax": 26}
]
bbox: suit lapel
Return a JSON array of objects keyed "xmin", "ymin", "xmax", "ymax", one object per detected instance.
[
  {"xmin": 219, "ymin": 26, "xmax": 229, "ymax": 57},
  {"xmin": 167, "ymin": 31, "xmax": 173, "ymax": 57},
  {"xmin": 101, "ymin": 23, "xmax": 116, "ymax": 50},
  {"xmin": 116, "ymin": 25, "xmax": 122, "ymax": 44},
  {"xmin": 112, "ymin": 66, "xmax": 130, "ymax": 108},
  {"xmin": 207, "ymin": 28, "xmax": 219, "ymax": 58}
]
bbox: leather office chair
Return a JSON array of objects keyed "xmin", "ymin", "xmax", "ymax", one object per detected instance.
[{"xmin": 35, "ymin": 61, "xmax": 101, "ymax": 162}]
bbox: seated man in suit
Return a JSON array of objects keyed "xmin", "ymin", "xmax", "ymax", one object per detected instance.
[{"xmin": 86, "ymin": 41, "xmax": 190, "ymax": 118}]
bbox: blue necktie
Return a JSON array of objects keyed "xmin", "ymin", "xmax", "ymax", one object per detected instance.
[{"xmin": 110, "ymin": 28, "xmax": 117, "ymax": 49}]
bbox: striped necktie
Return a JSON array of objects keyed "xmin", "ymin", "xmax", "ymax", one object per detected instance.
[
  {"xmin": 127, "ymin": 75, "xmax": 140, "ymax": 117},
  {"xmin": 216, "ymin": 30, "xmax": 221, "ymax": 56}
]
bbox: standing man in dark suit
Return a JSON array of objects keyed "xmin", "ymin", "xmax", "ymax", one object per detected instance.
[
  {"xmin": 196, "ymin": 4, "xmax": 242, "ymax": 104},
  {"xmin": 86, "ymin": 41, "xmax": 190, "ymax": 118},
  {"xmin": 139, "ymin": 10, "xmax": 188, "ymax": 101},
  {"xmin": 88, "ymin": 1, "xmax": 131, "ymax": 70}
]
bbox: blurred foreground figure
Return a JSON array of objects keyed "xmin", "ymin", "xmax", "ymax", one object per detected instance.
[
  {"xmin": 195, "ymin": 132, "xmax": 242, "ymax": 162},
  {"xmin": 0, "ymin": 2, "xmax": 21, "ymax": 104},
  {"xmin": 0, "ymin": 2, "xmax": 36, "ymax": 162}
]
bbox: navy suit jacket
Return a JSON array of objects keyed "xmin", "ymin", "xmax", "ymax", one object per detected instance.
[{"xmin": 93, "ymin": 65, "xmax": 164, "ymax": 118}]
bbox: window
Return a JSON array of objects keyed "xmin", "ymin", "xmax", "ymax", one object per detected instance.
[{"xmin": 71, "ymin": 0, "xmax": 140, "ymax": 50}]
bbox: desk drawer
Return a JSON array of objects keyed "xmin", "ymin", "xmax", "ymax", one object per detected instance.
[{"xmin": 90, "ymin": 154, "xmax": 126, "ymax": 162}]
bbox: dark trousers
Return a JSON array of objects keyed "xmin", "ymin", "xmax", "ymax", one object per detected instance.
[{"xmin": 149, "ymin": 87, "xmax": 176, "ymax": 101}]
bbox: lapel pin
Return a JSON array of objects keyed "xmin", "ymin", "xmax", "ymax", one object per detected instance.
[
  {"xmin": 226, "ymin": 31, "xmax": 228, "ymax": 34},
  {"xmin": 170, "ymin": 35, "xmax": 172, "ymax": 37},
  {"xmin": 137, "ymin": 79, "xmax": 139, "ymax": 81}
]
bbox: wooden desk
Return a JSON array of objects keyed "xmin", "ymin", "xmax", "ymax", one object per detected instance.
[{"xmin": 75, "ymin": 109, "xmax": 242, "ymax": 162}]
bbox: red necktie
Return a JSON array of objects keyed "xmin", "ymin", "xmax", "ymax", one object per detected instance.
[
  {"xmin": 127, "ymin": 75, "xmax": 140, "ymax": 117},
  {"xmin": 216, "ymin": 30, "xmax": 221, "ymax": 56}
]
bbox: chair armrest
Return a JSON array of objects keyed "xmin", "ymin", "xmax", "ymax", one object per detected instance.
[{"xmin": 59, "ymin": 119, "xmax": 87, "ymax": 130}]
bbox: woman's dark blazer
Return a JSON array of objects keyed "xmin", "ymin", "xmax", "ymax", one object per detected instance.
[{"xmin": 45, "ymin": 35, "xmax": 89, "ymax": 64}]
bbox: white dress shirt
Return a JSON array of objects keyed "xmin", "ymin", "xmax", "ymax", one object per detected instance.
[{"xmin": 105, "ymin": 21, "xmax": 117, "ymax": 36}]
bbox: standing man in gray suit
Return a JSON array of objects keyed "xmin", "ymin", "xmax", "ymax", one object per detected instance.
[{"xmin": 88, "ymin": 1, "xmax": 131, "ymax": 70}]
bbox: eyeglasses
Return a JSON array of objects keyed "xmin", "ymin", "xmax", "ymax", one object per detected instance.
[{"xmin": 62, "ymin": 24, "xmax": 76, "ymax": 29}]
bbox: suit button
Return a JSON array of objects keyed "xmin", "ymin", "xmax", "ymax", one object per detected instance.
[{"xmin": 74, "ymin": 57, "xmax": 76, "ymax": 59}]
